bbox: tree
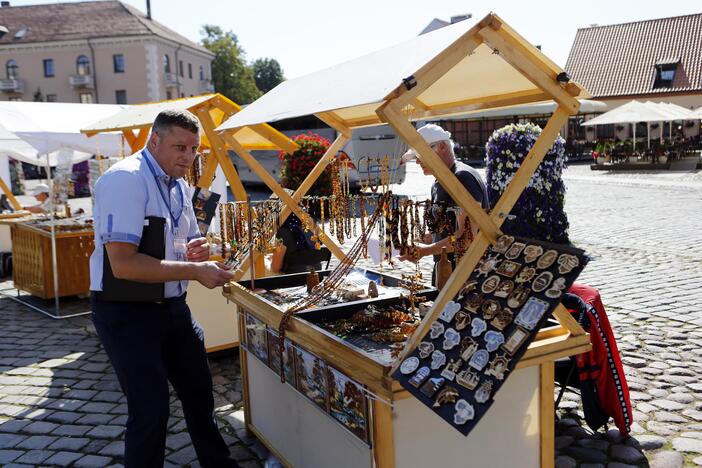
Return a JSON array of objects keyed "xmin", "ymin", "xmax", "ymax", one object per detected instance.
[
  {"xmin": 201, "ymin": 25, "xmax": 261, "ymax": 104},
  {"xmin": 252, "ymin": 58, "xmax": 284, "ymax": 94}
]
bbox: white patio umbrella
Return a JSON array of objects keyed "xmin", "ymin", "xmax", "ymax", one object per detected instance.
[
  {"xmin": 644, "ymin": 102, "xmax": 693, "ymax": 144},
  {"xmin": 582, "ymin": 100, "xmax": 672, "ymax": 151}
]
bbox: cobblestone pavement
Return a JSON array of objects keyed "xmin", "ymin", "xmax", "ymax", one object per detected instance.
[{"xmin": 0, "ymin": 163, "xmax": 700, "ymax": 467}]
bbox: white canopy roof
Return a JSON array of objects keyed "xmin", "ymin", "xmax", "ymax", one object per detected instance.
[
  {"xmin": 689, "ymin": 106, "xmax": 702, "ymax": 119},
  {"xmin": 217, "ymin": 13, "xmax": 587, "ymax": 132},
  {"xmin": 645, "ymin": 102, "xmax": 693, "ymax": 120},
  {"xmin": 581, "ymin": 100, "xmax": 673, "ymax": 126},
  {"xmin": 0, "ymin": 101, "xmax": 126, "ymax": 165}
]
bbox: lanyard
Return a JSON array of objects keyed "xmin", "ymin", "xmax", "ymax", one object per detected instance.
[{"xmin": 142, "ymin": 151, "xmax": 184, "ymax": 231}]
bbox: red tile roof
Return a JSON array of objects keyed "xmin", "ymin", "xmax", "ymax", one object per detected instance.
[
  {"xmin": 565, "ymin": 13, "xmax": 702, "ymax": 98},
  {"xmin": 0, "ymin": 0, "xmax": 212, "ymax": 55}
]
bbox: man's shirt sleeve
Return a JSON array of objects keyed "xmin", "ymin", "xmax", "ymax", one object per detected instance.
[{"xmin": 95, "ymin": 171, "xmax": 147, "ymax": 246}]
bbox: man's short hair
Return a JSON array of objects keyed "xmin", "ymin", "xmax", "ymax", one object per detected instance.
[{"xmin": 152, "ymin": 109, "xmax": 200, "ymax": 136}]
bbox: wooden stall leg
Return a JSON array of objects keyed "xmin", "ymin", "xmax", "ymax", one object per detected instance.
[
  {"xmin": 237, "ymin": 309, "xmax": 252, "ymax": 436},
  {"xmin": 372, "ymin": 400, "xmax": 395, "ymax": 468},
  {"xmin": 0, "ymin": 177, "xmax": 21, "ymax": 210},
  {"xmin": 539, "ymin": 362, "xmax": 555, "ymax": 468}
]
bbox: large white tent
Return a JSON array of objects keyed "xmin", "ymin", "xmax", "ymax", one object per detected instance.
[{"xmin": 0, "ymin": 101, "xmax": 126, "ymax": 165}]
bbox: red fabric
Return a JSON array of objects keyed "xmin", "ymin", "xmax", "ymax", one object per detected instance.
[{"xmin": 568, "ymin": 283, "xmax": 633, "ymax": 436}]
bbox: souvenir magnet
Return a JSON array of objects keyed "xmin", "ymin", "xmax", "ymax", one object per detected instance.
[
  {"xmin": 456, "ymin": 370, "xmax": 480, "ymax": 390},
  {"xmin": 481, "ymin": 275, "xmax": 500, "ymax": 294},
  {"xmin": 433, "ymin": 386, "xmax": 460, "ymax": 408},
  {"xmin": 475, "ymin": 380, "xmax": 494, "ymax": 404},
  {"xmin": 457, "ymin": 281, "xmax": 478, "ymax": 301},
  {"xmin": 469, "ymin": 349, "xmax": 490, "ymax": 371},
  {"xmin": 523, "ymin": 245, "xmax": 544, "ymax": 263},
  {"xmin": 507, "ymin": 285, "xmax": 530, "ymax": 308},
  {"xmin": 514, "ymin": 297, "xmax": 550, "ymax": 330},
  {"xmin": 420, "ymin": 377, "xmax": 445, "ymax": 398},
  {"xmin": 481, "ymin": 300, "xmax": 500, "ymax": 320},
  {"xmin": 459, "ymin": 337, "xmax": 479, "ymax": 361},
  {"xmin": 440, "ymin": 358, "xmax": 462, "ymax": 381},
  {"xmin": 536, "ymin": 249, "xmax": 558, "ymax": 269},
  {"xmin": 439, "ymin": 301, "xmax": 461, "ymax": 323},
  {"xmin": 418, "ymin": 301, "xmax": 434, "ymax": 318},
  {"xmin": 491, "ymin": 308, "xmax": 514, "ymax": 331},
  {"xmin": 476, "ymin": 254, "xmax": 500, "ymax": 278},
  {"xmin": 493, "ymin": 279, "xmax": 514, "ymax": 298},
  {"xmin": 545, "ymin": 277, "xmax": 567, "ymax": 299},
  {"xmin": 454, "ymin": 311, "xmax": 471, "ymax": 331},
  {"xmin": 492, "ymin": 235, "xmax": 514, "ymax": 254},
  {"xmin": 505, "ymin": 242, "xmax": 526, "ymax": 260},
  {"xmin": 471, "ymin": 317, "xmax": 487, "ymax": 337},
  {"xmin": 463, "ymin": 293, "xmax": 484, "ymax": 313},
  {"xmin": 409, "ymin": 366, "xmax": 431, "ymax": 388},
  {"xmin": 454, "ymin": 399, "xmax": 476, "ymax": 425},
  {"xmin": 430, "ymin": 322, "xmax": 445, "ymax": 339},
  {"xmin": 484, "ymin": 331, "xmax": 505, "ymax": 352},
  {"xmin": 531, "ymin": 271, "xmax": 553, "ymax": 293},
  {"xmin": 496, "ymin": 260, "xmax": 521, "ymax": 278},
  {"xmin": 400, "ymin": 357, "xmax": 420, "ymax": 375},
  {"xmin": 485, "ymin": 353, "xmax": 510, "ymax": 380},
  {"xmin": 442, "ymin": 328, "xmax": 461, "ymax": 350},
  {"xmin": 502, "ymin": 327, "xmax": 530, "ymax": 355},
  {"xmin": 515, "ymin": 266, "xmax": 536, "ymax": 284},
  {"xmin": 430, "ymin": 350, "xmax": 447, "ymax": 370},
  {"xmin": 418, "ymin": 341, "xmax": 435, "ymax": 359},
  {"xmin": 558, "ymin": 254, "xmax": 580, "ymax": 274}
]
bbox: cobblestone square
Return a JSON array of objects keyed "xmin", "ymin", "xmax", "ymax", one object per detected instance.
[{"xmin": 0, "ymin": 163, "xmax": 700, "ymax": 467}]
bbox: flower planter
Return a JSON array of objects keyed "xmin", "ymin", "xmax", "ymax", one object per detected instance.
[
  {"xmin": 628, "ymin": 156, "xmax": 638, "ymax": 163},
  {"xmin": 596, "ymin": 156, "xmax": 606, "ymax": 165},
  {"xmin": 658, "ymin": 155, "xmax": 668, "ymax": 164}
]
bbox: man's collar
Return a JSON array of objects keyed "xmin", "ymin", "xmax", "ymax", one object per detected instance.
[{"xmin": 142, "ymin": 147, "xmax": 167, "ymax": 179}]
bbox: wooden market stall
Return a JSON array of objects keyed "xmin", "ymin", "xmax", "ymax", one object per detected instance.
[
  {"xmin": 217, "ymin": 12, "xmax": 592, "ymax": 468},
  {"xmin": 81, "ymin": 94, "xmax": 298, "ymax": 352}
]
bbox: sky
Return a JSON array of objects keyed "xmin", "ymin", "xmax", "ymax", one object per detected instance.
[{"xmin": 8, "ymin": 0, "xmax": 702, "ymax": 79}]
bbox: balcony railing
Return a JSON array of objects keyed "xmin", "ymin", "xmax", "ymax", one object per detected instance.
[
  {"xmin": 199, "ymin": 79, "xmax": 215, "ymax": 93},
  {"xmin": 164, "ymin": 72, "xmax": 178, "ymax": 87},
  {"xmin": 69, "ymin": 74, "xmax": 94, "ymax": 89},
  {"xmin": 0, "ymin": 79, "xmax": 24, "ymax": 93}
]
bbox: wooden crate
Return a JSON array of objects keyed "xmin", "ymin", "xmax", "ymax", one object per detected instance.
[{"xmin": 11, "ymin": 223, "xmax": 94, "ymax": 299}]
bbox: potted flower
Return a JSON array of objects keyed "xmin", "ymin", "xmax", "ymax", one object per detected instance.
[{"xmin": 278, "ymin": 132, "xmax": 332, "ymax": 196}]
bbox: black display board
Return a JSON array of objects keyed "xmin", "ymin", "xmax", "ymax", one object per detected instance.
[
  {"xmin": 393, "ymin": 235, "xmax": 588, "ymax": 436},
  {"xmin": 192, "ymin": 187, "xmax": 221, "ymax": 236}
]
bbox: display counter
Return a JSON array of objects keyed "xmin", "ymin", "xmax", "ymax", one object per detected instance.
[{"xmin": 223, "ymin": 269, "xmax": 591, "ymax": 468}]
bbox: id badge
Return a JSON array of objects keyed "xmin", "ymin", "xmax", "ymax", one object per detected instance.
[{"xmin": 174, "ymin": 217, "xmax": 189, "ymax": 260}]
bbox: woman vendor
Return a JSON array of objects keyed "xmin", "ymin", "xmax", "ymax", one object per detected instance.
[{"xmin": 270, "ymin": 213, "xmax": 331, "ymax": 274}]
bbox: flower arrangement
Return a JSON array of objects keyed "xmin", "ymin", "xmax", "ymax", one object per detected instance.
[
  {"xmin": 484, "ymin": 122, "xmax": 570, "ymax": 244},
  {"xmin": 278, "ymin": 132, "xmax": 332, "ymax": 196}
]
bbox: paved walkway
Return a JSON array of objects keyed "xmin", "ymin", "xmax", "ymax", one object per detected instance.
[{"xmin": 0, "ymin": 162, "xmax": 700, "ymax": 467}]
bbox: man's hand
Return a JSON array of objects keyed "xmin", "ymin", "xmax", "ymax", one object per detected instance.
[
  {"xmin": 399, "ymin": 243, "xmax": 431, "ymax": 263},
  {"xmin": 195, "ymin": 261, "xmax": 234, "ymax": 289},
  {"xmin": 186, "ymin": 237, "xmax": 210, "ymax": 262}
]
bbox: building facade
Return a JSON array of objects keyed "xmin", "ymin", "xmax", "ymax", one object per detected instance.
[
  {"xmin": 0, "ymin": 1, "xmax": 214, "ymax": 104},
  {"xmin": 566, "ymin": 13, "xmax": 702, "ymax": 140}
]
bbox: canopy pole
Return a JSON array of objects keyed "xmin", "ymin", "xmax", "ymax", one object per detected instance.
[
  {"xmin": 647, "ymin": 122, "xmax": 650, "ymax": 149},
  {"xmin": 46, "ymin": 156, "xmax": 60, "ymax": 316},
  {"xmin": 633, "ymin": 122, "xmax": 636, "ymax": 152}
]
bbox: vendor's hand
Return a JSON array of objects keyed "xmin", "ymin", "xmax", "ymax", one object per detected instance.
[
  {"xmin": 195, "ymin": 261, "xmax": 234, "ymax": 289},
  {"xmin": 186, "ymin": 237, "xmax": 210, "ymax": 262},
  {"xmin": 399, "ymin": 243, "xmax": 430, "ymax": 263}
]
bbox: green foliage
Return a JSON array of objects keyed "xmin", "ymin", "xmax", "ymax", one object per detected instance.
[
  {"xmin": 201, "ymin": 25, "xmax": 261, "ymax": 104},
  {"xmin": 252, "ymin": 58, "xmax": 285, "ymax": 94}
]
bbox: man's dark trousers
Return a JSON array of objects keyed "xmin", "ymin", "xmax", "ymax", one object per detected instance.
[{"xmin": 91, "ymin": 293, "xmax": 237, "ymax": 467}]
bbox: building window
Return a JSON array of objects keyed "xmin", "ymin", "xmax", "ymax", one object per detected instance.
[
  {"xmin": 46, "ymin": 94, "xmax": 57, "ymax": 102},
  {"xmin": 166, "ymin": 90, "xmax": 172, "ymax": 100},
  {"xmin": 6, "ymin": 59, "xmax": 18, "ymax": 79},
  {"xmin": 43, "ymin": 59, "xmax": 54, "ymax": 77},
  {"xmin": 115, "ymin": 90, "xmax": 127, "ymax": 104},
  {"xmin": 199, "ymin": 65, "xmax": 204, "ymax": 80},
  {"xmin": 653, "ymin": 64, "xmax": 676, "ymax": 89},
  {"xmin": 163, "ymin": 54, "xmax": 171, "ymax": 73},
  {"xmin": 80, "ymin": 93, "xmax": 93, "ymax": 104},
  {"xmin": 179, "ymin": 60, "xmax": 184, "ymax": 77},
  {"xmin": 188, "ymin": 63, "xmax": 192, "ymax": 79},
  {"xmin": 113, "ymin": 54, "xmax": 125, "ymax": 73},
  {"xmin": 76, "ymin": 55, "xmax": 91, "ymax": 76}
]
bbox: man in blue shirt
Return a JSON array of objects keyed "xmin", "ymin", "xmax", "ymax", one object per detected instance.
[{"xmin": 90, "ymin": 110, "xmax": 238, "ymax": 467}]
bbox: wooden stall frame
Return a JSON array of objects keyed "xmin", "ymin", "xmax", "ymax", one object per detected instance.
[{"xmin": 221, "ymin": 13, "xmax": 592, "ymax": 468}]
